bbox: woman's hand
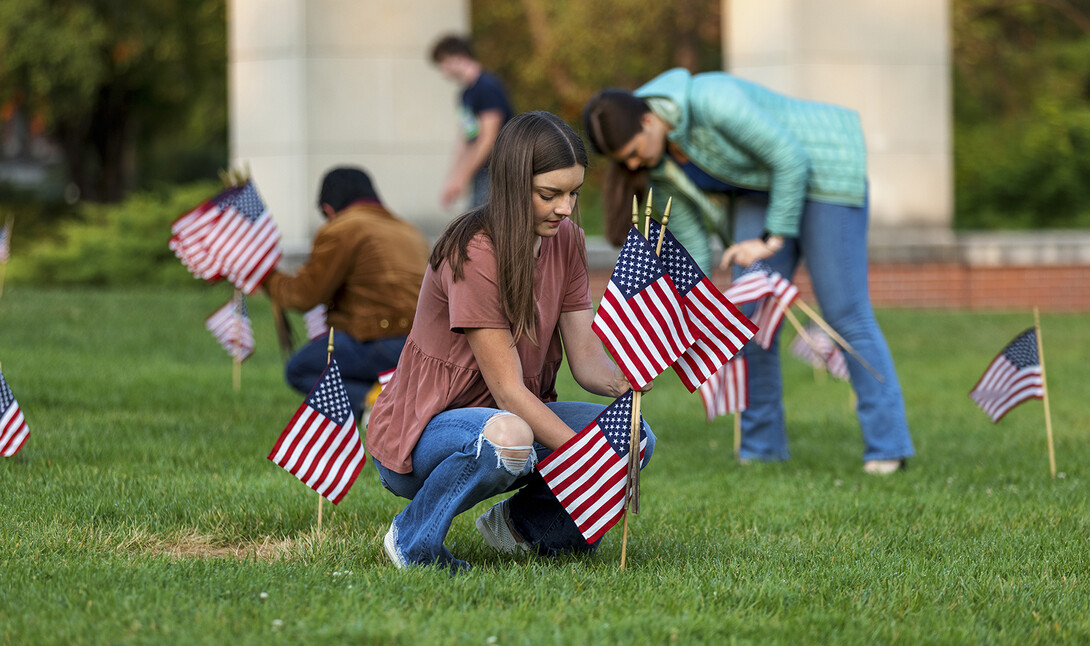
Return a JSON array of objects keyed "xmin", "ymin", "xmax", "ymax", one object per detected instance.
[
  {"xmin": 719, "ymin": 236, "xmax": 783, "ymax": 270},
  {"xmin": 607, "ymin": 366, "xmax": 652, "ymax": 398}
]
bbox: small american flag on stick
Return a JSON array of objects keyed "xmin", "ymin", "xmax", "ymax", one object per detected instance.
[
  {"xmin": 268, "ymin": 359, "xmax": 365, "ymax": 504},
  {"xmin": 970, "ymin": 328, "xmax": 1044, "ymax": 423},
  {"xmin": 1, "ymin": 369, "xmax": 29, "ymax": 457},
  {"xmin": 647, "ymin": 220, "xmax": 756, "ymax": 392},
  {"xmin": 170, "ymin": 181, "xmax": 281, "ymax": 294},
  {"xmin": 538, "ymin": 391, "xmax": 647, "ymax": 544},
  {"xmin": 205, "ymin": 295, "xmax": 255, "ymax": 362},
  {"xmin": 789, "ymin": 323, "xmax": 849, "ymax": 381},
  {"xmin": 726, "ymin": 263, "xmax": 798, "ymax": 350},
  {"xmin": 593, "ymin": 227, "xmax": 694, "ymax": 390}
]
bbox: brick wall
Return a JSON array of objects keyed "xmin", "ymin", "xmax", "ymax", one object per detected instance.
[{"xmin": 588, "ymin": 263, "xmax": 1090, "ymax": 312}]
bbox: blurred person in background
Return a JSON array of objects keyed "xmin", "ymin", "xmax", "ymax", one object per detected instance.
[
  {"xmin": 431, "ymin": 34, "xmax": 514, "ymax": 211},
  {"xmin": 265, "ymin": 166, "xmax": 429, "ymax": 418}
]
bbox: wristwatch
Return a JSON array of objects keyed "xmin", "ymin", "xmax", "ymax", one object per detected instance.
[{"xmin": 760, "ymin": 230, "xmax": 785, "ymax": 252}]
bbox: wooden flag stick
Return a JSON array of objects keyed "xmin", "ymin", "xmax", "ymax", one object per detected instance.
[
  {"xmin": 620, "ymin": 195, "xmax": 641, "ymax": 572},
  {"xmin": 654, "ymin": 198, "xmax": 672, "ymax": 256},
  {"xmin": 619, "ymin": 387, "xmax": 642, "ymax": 572},
  {"xmin": 1033, "ymin": 307, "xmax": 1056, "ymax": 479},
  {"xmin": 317, "ymin": 328, "xmax": 335, "ymax": 535},
  {"xmin": 792, "ymin": 298, "xmax": 884, "ymax": 383},
  {"xmin": 270, "ymin": 301, "xmax": 295, "ymax": 360},
  {"xmin": 733, "ymin": 412, "xmax": 742, "ymax": 459},
  {"xmin": 621, "ymin": 190, "xmax": 656, "ymax": 571}
]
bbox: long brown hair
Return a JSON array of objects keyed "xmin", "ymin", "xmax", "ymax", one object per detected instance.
[
  {"xmin": 431, "ymin": 111, "xmax": 589, "ymax": 345},
  {"xmin": 583, "ymin": 89, "xmax": 652, "ymax": 246}
]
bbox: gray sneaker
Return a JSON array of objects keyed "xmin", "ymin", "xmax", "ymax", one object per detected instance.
[
  {"xmin": 383, "ymin": 521, "xmax": 407, "ymax": 568},
  {"xmin": 475, "ymin": 500, "xmax": 530, "ymax": 554}
]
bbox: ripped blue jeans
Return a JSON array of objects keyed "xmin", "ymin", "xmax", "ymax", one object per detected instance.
[{"xmin": 372, "ymin": 401, "xmax": 656, "ymax": 570}]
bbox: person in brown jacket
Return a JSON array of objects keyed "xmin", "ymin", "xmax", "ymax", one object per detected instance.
[{"xmin": 265, "ymin": 166, "xmax": 430, "ymax": 415}]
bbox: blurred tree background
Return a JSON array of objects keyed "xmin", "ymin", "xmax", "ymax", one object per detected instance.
[
  {"xmin": 2, "ymin": 0, "xmax": 1090, "ymax": 285},
  {"xmin": 953, "ymin": 0, "xmax": 1090, "ymax": 229},
  {"xmin": 0, "ymin": 0, "xmax": 226, "ymax": 202}
]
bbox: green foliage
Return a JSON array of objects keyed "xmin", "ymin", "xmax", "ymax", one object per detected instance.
[
  {"xmin": 471, "ymin": 0, "xmax": 722, "ymax": 122},
  {"xmin": 953, "ymin": 0, "xmax": 1090, "ymax": 229},
  {"xmin": 7, "ymin": 181, "xmax": 221, "ymax": 286},
  {"xmin": 2, "ymin": 291, "xmax": 1090, "ymax": 644},
  {"xmin": 0, "ymin": 0, "xmax": 228, "ymax": 199}
]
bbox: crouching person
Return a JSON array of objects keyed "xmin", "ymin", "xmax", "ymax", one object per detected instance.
[{"xmin": 367, "ymin": 111, "xmax": 654, "ymax": 572}]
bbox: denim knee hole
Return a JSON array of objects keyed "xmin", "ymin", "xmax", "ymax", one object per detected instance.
[{"xmin": 477, "ymin": 413, "xmax": 536, "ymax": 475}]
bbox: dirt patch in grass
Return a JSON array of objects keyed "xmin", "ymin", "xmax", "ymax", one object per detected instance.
[{"xmin": 123, "ymin": 530, "xmax": 299, "ymax": 561}]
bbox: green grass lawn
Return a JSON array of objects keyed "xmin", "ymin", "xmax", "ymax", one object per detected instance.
[{"xmin": 1, "ymin": 286, "xmax": 1088, "ymax": 645}]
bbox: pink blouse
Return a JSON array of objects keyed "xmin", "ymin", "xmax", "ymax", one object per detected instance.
[{"xmin": 367, "ymin": 219, "xmax": 592, "ymax": 473}]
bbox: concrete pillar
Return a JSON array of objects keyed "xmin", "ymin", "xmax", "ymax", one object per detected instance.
[
  {"xmin": 724, "ymin": 0, "xmax": 952, "ymax": 232},
  {"xmin": 228, "ymin": 0, "xmax": 468, "ymax": 256}
]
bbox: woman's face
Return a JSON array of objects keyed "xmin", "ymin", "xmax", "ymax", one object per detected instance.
[
  {"xmin": 610, "ymin": 112, "xmax": 667, "ymax": 171},
  {"xmin": 532, "ymin": 164, "xmax": 584, "ymax": 240}
]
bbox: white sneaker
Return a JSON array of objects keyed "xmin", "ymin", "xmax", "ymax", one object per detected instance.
[
  {"xmin": 475, "ymin": 500, "xmax": 530, "ymax": 554},
  {"xmin": 383, "ymin": 521, "xmax": 407, "ymax": 568},
  {"xmin": 864, "ymin": 459, "xmax": 905, "ymax": 475}
]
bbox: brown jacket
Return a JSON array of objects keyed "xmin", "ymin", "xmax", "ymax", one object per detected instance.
[{"xmin": 266, "ymin": 201, "xmax": 430, "ymax": 342}]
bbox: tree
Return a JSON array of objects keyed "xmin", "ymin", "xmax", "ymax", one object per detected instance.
[
  {"xmin": 471, "ymin": 0, "xmax": 722, "ymax": 122},
  {"xmin": 953, "ymin": 0, "xmax": 1090, "ymax": 228},
  {"xmin": 0, "ymin": 0, "xmax": 227, "ymax": 202}
]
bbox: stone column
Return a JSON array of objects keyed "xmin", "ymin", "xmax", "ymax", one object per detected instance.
[
  {"xmin": 228, "ymin": 0, "xmax": 468, "ymax": 257},
  {"xmin": 724, "ymin": 0, "xmax": 952, "ymax": 233}
]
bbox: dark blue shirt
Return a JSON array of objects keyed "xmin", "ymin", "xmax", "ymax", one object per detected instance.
[{"xmin": 459, "ymin": 71, "xmax": 513, "ymax": 143}]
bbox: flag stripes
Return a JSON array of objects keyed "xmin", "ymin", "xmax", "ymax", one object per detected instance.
[
  {"xmin": 646, "ymin": 219, "xmax": 756, "ymax": 392},
  {"xmin": 0, "ymin": 371, "xmax": 29, "ymax": 457},
  {"xmin": 788, "ymin": 323, "xmax": 849, "ymax": 381},
  {"xmin": 169, "ymin": 181, "xmax": 282, "ymax": 294},
  {"xmin": 205, "ymin": 296, "xmax": 255, "ymax": 362},
  {"xmin": 538, "ymin": 392, "xmax": 647, "ymax": 544},
  {"xmin": 595, "ymin": 279, "xmax": 693, "ymax": 389},
  {"xmin": 268, "ymin": 359, "xmax": 365, "ymax": 504},
  {"xmin": 970, "ymin": 328, "xmax": 1044, "ymax": 423},
  {"xmin": 751, "ymin": 273, "xmax": 799, "ymax": 349},
  {"xmin": 698, "ymin": 357, "xmax": 748, "ymax": 422}
]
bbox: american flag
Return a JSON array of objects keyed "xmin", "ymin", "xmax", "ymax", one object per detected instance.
[
  {"xmin": 698, "ymin": 357, "xmax": 748, "ymax": 422},
  {"xmin": 724, "ymin": 261, "xmax": 776, "ymax": 305},
  {"xmin": 205, "ymin": 295, "xmax": 255, "ymax": 362},
  {"xmin": 788, "ymin": 323, "xmax": 849, "ymax": 381},
  {"xmin": 726, "ymin": 264, "xmax": 798, "ymax": 350},
  {"xmin": 537, "ymin": 391, "xmax": 647, "ymax": 544},
  {"xmin": 304, "ymin": 304, "xmax": 329, "ymax": 341},
  {"xmin": 647, "ymin": 220, "xmax": 756, "ymax": 392},
  {"xmin": 1, "ymin": 369, "xmax": 29, "ymax": 457},
  {"xmin": 170, "ymin": 181, "xmax": 281, "ymax": 294},
  {"xmin": 970, "ymin": 328, "xmax": 1044, "ymax": 423},
  {"xmin": 170, "ymin": 186, "xmax": 243, "ymax": 280},
  {"xmin": 593, "ymin": 227, "xmax": 694, "ymax": 390},
  {"xmin": 268, "ymin": 359, "xmax": 366, "ymax": 504},
  {"xmin": 377, "ymin": 368, "xmax": 395, "ymax": 387}
]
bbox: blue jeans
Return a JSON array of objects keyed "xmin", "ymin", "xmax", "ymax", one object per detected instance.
[
  {"xmin": 732, "ymin": 193, "xmax": 914, "ymax": 463},
  {"xmin": 284, "ymin": 331, "xmax": 405, "ymax": 415},
  {"xmin": 470, "ymin": 164, "xmax": 490, "ymax": 209},
  {"xmin": 373, "ymin": 401, "xmax": 656, "ymax": 570}
]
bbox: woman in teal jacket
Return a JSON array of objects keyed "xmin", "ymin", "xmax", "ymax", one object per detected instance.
[{"xmin": 584, "ymin": 68, "xmax": 914, "ymax": 474}]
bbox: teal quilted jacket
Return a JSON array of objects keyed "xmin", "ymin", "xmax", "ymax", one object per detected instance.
[{"xmin": 635, "ymin": 68, "xmax": 867, "ymax": 273}]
